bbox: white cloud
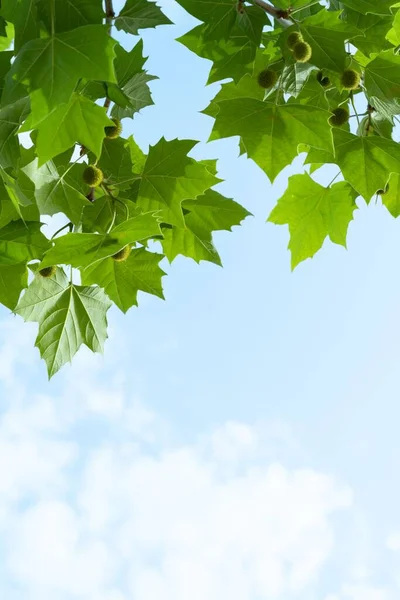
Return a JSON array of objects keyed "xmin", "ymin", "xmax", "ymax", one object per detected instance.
[
  {"xmin": 340, "ymin": 584, "xmax": 395, "ymax": 600},
  {"xmin": 386, "ymin": 532, "xmax": 400, "ymax": 551},
  {"xmin": 0, "ymin": 386, "xmax": 353, "ymax": 600},
  {"xmin": 0, "ymin": 317, "xmax": 389, "ymax": 600}
]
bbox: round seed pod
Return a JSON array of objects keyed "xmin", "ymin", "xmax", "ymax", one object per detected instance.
[
  {"xmin": 83, "ymin": 165, "xmax": 104, "ymax": 187},
  {"xmin": 257, "ymin": 69, "xmax": 278, "ymax": 89},
  {"xmin": 293, "ymin": 41, "xmax": 312, "ymax": 63}
]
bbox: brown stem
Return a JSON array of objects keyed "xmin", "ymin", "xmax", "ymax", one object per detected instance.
[
  {"xmin": 104, "ymin": 1, "xmax": 114, "ymax": 111},
  {"xmin": 105, "ymin": 0, "xmax": 115, "ymax": 22},
  {"xmin": 252, "ymin": 0, "xmax": 291, "ymax": 24}
]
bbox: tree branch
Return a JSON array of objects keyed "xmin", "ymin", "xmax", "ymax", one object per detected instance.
[
  {"xmin": 252, "ymin": 0, "xmax": 280, "ymax": 18},
  {"xmin": 105, "ymin": 0, "xmax": 115, "ymax": 23},
  {"xmin": 104, "ymin": 0, "xmax": 114, "ymax": 111},
  {"xmin": 252, "ymin": 0, "xmax": 292, "ymax": 26}
]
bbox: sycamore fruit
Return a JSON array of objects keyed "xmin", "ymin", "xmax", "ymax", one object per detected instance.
[
  {"xmin": 112, "ymin": 246, "xmax": 131, "ymax": 262},
  {"xmin": 316, "ymin": 70, "xmax": 330, "ymax": 88},
  {"xmin": 286, "ymin": 31, "xmax": 303, "ymax": 50},
  {"xmin": 292, "ymin": 41, "xmax": 312, "ymax": 63},
  {"xmin": 340, "ymin": 69, "xmax": 360, "ymax": 90},
  {"xmin": 257, "ymin": 68, "xmax": 278, "ymax": 89},
  {"xmin": 329, "ymin": 107, "xmax": 349, "ymax": 127},
  {"xmin": 105, "ymin": 118, "xmax": 123, "ymax": 139},
  {"xmin": 83, "ymin": 165, "xmax": 104, "ymax": 187},
  {"xmin": 39, "ymin": 266, "xmax": 56, "ymax": 278}
]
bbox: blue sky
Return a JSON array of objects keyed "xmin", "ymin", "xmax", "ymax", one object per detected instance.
[{"xmin": 1, "ymin": 1, "xmax": 400, "ymax": 599}]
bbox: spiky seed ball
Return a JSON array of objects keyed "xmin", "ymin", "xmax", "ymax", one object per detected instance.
[
  {"xmin": 39, "ymin": 266, "xmax": 56, "ymax": 278},
  {"xmin": 340, "ymin": 69, "xmax": 361, "ymax": 90},
  {"xmin": 328, "ymin": 107, "xmax": 349, "ymax": 127},
  {"xmin": 286, "ymin": 31, "xmax": 303, "ymax": 50},
  {"xmin": 316, "ymin": 70, "xmax": 330, "ymax": 88},
  {"xmin": 105, "ymin": 118, "xmax": 123, "ymax": 139},
  {"xmin": 83, "ymin": 165, "xmax": 104, "ymax": 187},
  {"xmin": 257, "ymin": 69, "xmax": 278, "ymax": 89},
  {"xmin": 292, "ymin": 41, "xmax": 312, "ymax": 63},
  {"xmin": 112, "ymin": 245, "xmax": 131, "ymax": 262}
]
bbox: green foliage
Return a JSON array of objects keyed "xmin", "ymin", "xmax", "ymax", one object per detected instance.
[
  {"xmin": 0, "ymin": 0, "xmax": 400, "ymax": 376},
  {"xmin": 268, "ymin": 174, "xmax": 357, "ymax": 269}
]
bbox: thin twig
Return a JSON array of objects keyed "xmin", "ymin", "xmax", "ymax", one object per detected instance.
[
  {"xmin": 51, "ymin": 222, "xmax": 73, "ymax": 240},
  {"xmin": 105, "ymin": 0, "xmax": 115, "ymax": 24},
  {"xmin": 327, "ymin": 171, "xmax": 341, "ymax": 187},
  {"xmin": 349, "ymin": 92, "xmax": 360, "ymax": 127},
  {"xmin": 291, "ymin": 0, "xmax": 321, "ymax": 14},
  {"xmin": 104, "ymin": 0, "xmax": 114, "ymax": 110}
]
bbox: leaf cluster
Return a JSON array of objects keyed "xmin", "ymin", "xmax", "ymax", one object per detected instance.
[{"xmin": 0, "ymin": 0, "xmax": 399, "ymax": 375}]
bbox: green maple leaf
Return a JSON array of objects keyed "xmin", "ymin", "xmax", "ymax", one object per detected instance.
[
  {"xmin": 381, "ymin": 172, "xmax": 400, "ymax": 217},
  {"xmin": 206, "ymin": 80, "xmax": 332, "ymax": 181},
  {"xmin": 115, "ymin": 0, "xmax": 172, "ymax": 34},
  {"xmin": 334, "ymin": 129, "xmax": 400, "ymax": 200},
  {"xmin": 0, "ymin": 220, "xmax": 50, "ymax": 265},
  {"xmin": 97, "ymin": 137, "xmax": 135, "ymax": 189},
  {"xmin": 268, "ymin": 174, "xmax": 358, "ymax": 269},
  {"xmin": 338, "ymin": 0, "xmax": 396, "ymax": 16},
  {"xmin": 364, "ymin": 50, "xmax": 400, "ymax": 103},
  {"xmin": 35, "ymin": 0, "xmax": 104, "ymax": 33},
  {"xmin": 111, "ymin": 72, "xmax": 156, "ymax": 120},
  {"xmin": 15, "ymin": 268, "xmax": 112, "ymax": 378},
  {"xmin": 135, "ymin": 138, "xmax": 221, "ymax": 227},
  {"xmin": 162, "ymin": 189, "xmax": 251, "ymax": 264},
  {"xmin": 0, "ymin": 178, "xmax": 38, "ymax": 229},
  {"xmin": 236, "ymin": 5, "xmax": 269, "ymax": 44},
  {"xmin": 0, "ymin": 263, "xmax": 28, "ymax": 310},
  {"xmin": 82, "ymin": 247, "xmax": 166, "ymax": 313},
  {"xmin": 114, "ymin": 40, "xmax": 147, "ymax": 86},
  {"xmin": 300, "ymin": 11, "xmax": 356, "ymax": 73},
  {"xmin": 387, "ymin": 10, "xmax": 400, "ymax": 46},
  {"xmin": 82, "ymin": 196, "xmax": 139, "ymax": 234},
  {"xmin": 0, "ymin": 50, "xmax": 12, "ymax": 96},
  {"xmin": 3, "ymin": 25, "xmax": 117, "ymax": 122},
  {"xmin": 347, "ymin": 11, "xmax": 392, "ymax": 55},
  {"xmin": 23, "ymin": 159, "xmax": 91, "ymax": 225},
  {"xmin": 368, "ymin": 96, "xmax": 400, "ymax": 123},
  {"xmin": 0, "ymin": 98, "xmax": 30, "ymax": 169},
  {"xmin": 40, "ymin": 213, "xmax": 161, "ymax": 269},
  {"xmin": 1, "ymin": 0, "xmax": 40, "ymax": 52},
  {"xmin": 23, "ymin": 94, "xmax": 115, "ymax": 165},
  {"xmin": 0, "ymin": 167, "xmax": 37, "ymax": 224},
  {"xmin": 178, "ymin": 24, "xmax": 257, "ymax": 84},
  {"xmin": 110, "ymin": 40, "xmax": 156, "ymax": 119},
  {"xmin": 176, "ymin": 0, "xmax": 239, "ymax": 40},
  {"xmin": 281, "ymin": 63, "xmax": 315, "ymax": 98},
  {"xmin": 0, "ymin": 21, "xmax": 13, "ymax": 52}
]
